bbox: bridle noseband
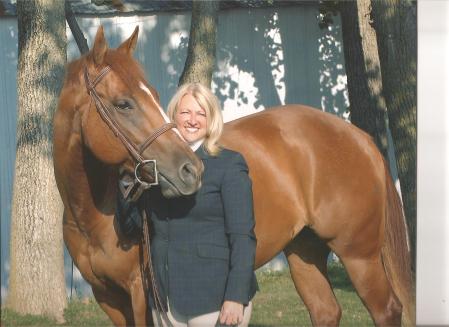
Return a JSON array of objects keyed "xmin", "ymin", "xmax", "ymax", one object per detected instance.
[{"xmin": 83, "ymin": 65, "xmax": 176, "ymax": 190}]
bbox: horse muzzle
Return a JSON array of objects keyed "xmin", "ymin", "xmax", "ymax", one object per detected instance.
[
  {"xmin": 120, "ymin": 158, "xmax": 202, "ymax": 200},
  {"xmin": 158, "ymin": 160, "xmax": 203, "ymax": 199}
]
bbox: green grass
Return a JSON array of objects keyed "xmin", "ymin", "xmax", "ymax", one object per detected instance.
[
  {"xmin": 251, "ymin": 263, "xmax": 373, "ymax": 326},
  {"xmin": 1, "ymin": 263, "xmax": 372, "ymax": 326},
  {"xmin": 1, "ymin": 298, "xmax": 112, "ymax": 327},
  {"xmin": 61, "ymin": 298, "xmax": 112, "ymax": 327},
  {"xmin": 1, "ymin": 309, "xmax": 57, "ymax": 327}
]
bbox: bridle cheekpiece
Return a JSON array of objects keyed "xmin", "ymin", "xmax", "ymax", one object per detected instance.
[{"xmin": 83, "ymin": 65, "xmax": 176, "ymax": 193}]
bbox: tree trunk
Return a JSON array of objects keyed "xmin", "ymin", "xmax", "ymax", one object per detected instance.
[
  {"xmin": 371, "ymin": 0, "xmax": 417, "ymax": 269},
  {"xmin": 179, "ymin": 0, "xmax": 219, "ymax": 87},
  {"xmin": 340, "ymin": 0, "xmax": 389, "ymax": 160},
  {"xmin": 7, "ymin": 0, "xmax": 67, "ymax": 321}
]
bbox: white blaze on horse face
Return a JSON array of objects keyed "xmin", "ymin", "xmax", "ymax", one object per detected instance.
[
  {"xmin": 171, "ymin": 126, "xmax": 185, "ymax": 141},
  {"xmin": 138, "ymin": 81, "xmax": 184, "ymax": 141}
]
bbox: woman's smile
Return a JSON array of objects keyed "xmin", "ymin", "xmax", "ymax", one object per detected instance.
[
  {"xmin": 175, "ymin": 93, "xmax": 207, "ymax": 143},
  {"xmin": 186, "ymin": 127, "xmax": 199, "ymax": 133}
]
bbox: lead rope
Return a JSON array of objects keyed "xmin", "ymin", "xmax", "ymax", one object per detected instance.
[{"xmin": 141, "ymin": 201, "xmax": 173, "ymax": 327}]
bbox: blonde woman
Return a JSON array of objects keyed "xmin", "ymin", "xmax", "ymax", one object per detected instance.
[{"xmin": 117, "ymin": 83, "xmax": 258, "ymax": 326}]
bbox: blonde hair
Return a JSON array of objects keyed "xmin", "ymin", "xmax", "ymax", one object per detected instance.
[{"xmin": 167, "ymin": 83, "xmax": 223, "ymax": 156}]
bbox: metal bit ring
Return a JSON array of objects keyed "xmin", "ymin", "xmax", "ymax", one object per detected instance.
[{"xmin": 134, "ymin": 159, "xmax": 159, "ymax": 188}]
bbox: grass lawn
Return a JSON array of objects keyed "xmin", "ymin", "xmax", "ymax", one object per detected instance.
[
  {"xmin": 251, "ymin": 263, "xmax": 373, "ymax": 326},
  {"xmin": 1, "ymin": 263, "xmax": 372, "ymax": 326}
]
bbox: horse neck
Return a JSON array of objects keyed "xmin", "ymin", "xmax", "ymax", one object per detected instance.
[
  {"xmin": 56, "ymin": 58, "xmax": 122, "ymax": 236},
  {"xmin": 62, "ymin": 137, "xmax": 118, "ymax": 235}
]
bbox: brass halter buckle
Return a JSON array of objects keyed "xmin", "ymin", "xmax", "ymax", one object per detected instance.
[{"xmin": 134, "ymin": 159, "xmax": 159, "ymax": 188}]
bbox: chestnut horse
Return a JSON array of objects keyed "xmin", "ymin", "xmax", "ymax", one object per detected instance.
[
  {"xmin": 222, "ymin": 107, "xmax": 414, "ymax": 326},
  {"xmin": 54, "ymin": 26, "xmax": 413, "ymax": 326},
  {"xmin": 54, "ymin": 26, "xmax": 203, "ymax": 326}
]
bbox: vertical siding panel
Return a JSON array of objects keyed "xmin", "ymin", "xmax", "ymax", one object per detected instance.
[
  {"xmin": 279, "ymin": 6, "xmax": 310, "ymax": 107},
  {"xmin": 305, "ymin": 5, "xmax": 322, "ymax": 109},
  {"xmin": 247, "ymin": 8, "xmax": 273, "ymax": 109},
  {"xmin": 0, "ymin": 17, "xmax": 18, "ymax": 302}
]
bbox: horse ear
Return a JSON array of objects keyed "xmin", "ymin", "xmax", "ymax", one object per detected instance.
[
  {"xmin": 118, "ymin": 26, "xmax": 139, "ymax": 55},
  {"xmin": 92, "ymin": 26, "xmax": 108, "ymax": 66}
]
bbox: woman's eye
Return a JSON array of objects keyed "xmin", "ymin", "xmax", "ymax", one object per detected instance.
[{"xmin": 114, "ymin": 100, "xmax": 133, "ymax": 111}]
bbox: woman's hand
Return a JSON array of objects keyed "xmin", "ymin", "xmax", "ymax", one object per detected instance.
[{"xmin": 219, "ymin": 300, "xmax": 244, "ymax": 326}]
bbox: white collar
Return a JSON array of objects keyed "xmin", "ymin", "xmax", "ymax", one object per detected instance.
[{"xmin": 189, "ymin": 139, "xmax": 204, "ymax": 151}]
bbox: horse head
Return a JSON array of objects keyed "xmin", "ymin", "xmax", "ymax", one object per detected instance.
[{"xmin": 56, "ymin": 26, "xmax": 203, "ymax": 198}]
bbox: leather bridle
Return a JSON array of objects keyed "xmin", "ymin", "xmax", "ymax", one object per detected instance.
[
  {"xmin": 83, "ymin": 65, "xmax": 176, "ymax": 190},
  {"xmin": 85, "ymin": 65, "xmax": 175, "ymax": 326}
]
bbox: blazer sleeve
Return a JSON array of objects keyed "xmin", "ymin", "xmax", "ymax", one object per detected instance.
[
  {"xmin": 115, "ymin": 188, "xmax": 143, "ymax": 238},
  {"xmin": 221, "ymin": 152, "xmax": 257, "ymax": 305}
]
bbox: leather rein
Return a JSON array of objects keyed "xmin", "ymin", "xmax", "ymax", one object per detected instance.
[{"xmin": 84, "ymin": 65, "xmax": 173, "ymax": 326}]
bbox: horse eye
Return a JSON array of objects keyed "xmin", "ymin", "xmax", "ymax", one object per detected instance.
[{"xmin": 114, "ymin": 99, "xmax": 133, "ymax": 111}]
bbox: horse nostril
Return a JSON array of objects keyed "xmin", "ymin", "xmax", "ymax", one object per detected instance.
[{"xmin": 179, "ymin": 162, "xmax": 198, "ymax": 185}]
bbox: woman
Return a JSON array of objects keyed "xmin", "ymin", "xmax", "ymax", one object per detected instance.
[{"xmin": 116, "ymin": 83, "xmax": 258, "ymax": 327}]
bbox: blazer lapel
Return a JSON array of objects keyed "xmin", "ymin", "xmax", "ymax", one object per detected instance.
[{"xmin": 195, "ymin": 145, "xmax": 211, "ymax": 160}]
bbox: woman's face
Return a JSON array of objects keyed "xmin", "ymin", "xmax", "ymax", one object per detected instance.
[{"xmin": 174, "ymin": 94, "xmax": 208, "ymax": 143}]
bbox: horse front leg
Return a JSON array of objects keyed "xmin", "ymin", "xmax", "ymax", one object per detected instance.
[
  {"xmin": 92, "ymin": 286, "xmax": 134, "ymax": 326},
  {"xmin": 129, "ymin": 276, "xmax": 152, "ymax": 327}
]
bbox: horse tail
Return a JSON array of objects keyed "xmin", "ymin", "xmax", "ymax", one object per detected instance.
[{"xmin": 381, "ymin": 160, "xmax": 415, "ymax": 326}]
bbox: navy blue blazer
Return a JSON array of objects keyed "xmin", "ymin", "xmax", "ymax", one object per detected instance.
[{"xmin": 116, "ymin": 146, "xmax": 258, "ymax": 317}]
